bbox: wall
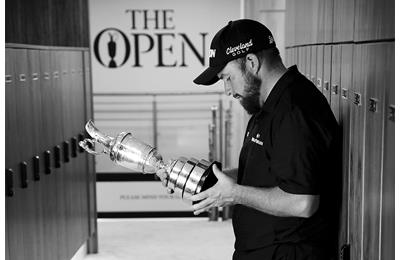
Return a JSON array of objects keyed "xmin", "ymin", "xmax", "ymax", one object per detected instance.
[{"xmin": 285, "ymin": 0, "xmax": 394, "ymax": 259}]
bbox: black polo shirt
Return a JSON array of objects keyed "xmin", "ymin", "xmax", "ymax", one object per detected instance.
[{"xmin": 233, "ymin": 66, "xmax": 341, "ymax": 253}]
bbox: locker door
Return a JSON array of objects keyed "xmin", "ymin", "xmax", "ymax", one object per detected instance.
[
  {"xmin": 333, "ymin": 0, "xmax": 355, "ymax": 42},
  {"xmin": 380, "ymin": 42, "xmax": 394, "ymax": 260},
  {"xmin": 354, "ymin": 0, "xmax": 394, "ymax": 41},
  {"xmin": 305, "ymin": 46, "xmax": 311, "ymax": 80},
  {"xmin": 316, "ymin": 45, "xmax": 324, "ymax": 93},
  {"xmin": 310, "ymin": 46, "xmax": 317, "ymax": 87},
  {"xmin": 362, "ymin": 43, "xmax": 385, "ymax": 260},
  {"xmin": 324, "ymin": 0, "xmax": 334, "ymax": 43},
  {"xmin": 27, "ymin": 49, "xmax": 45, "ymax": 260},
  {"xmin": 323, "ymin": 45, "xmax": 332, "ymax": 104},
  {"xmin": 292, "ymin": 47, "xmax": 298, "ymax": 67},
  {"xmin": 39, "ymin": 50, "xmax": 59, "ymax": 260},
  {"xmin": 5, "ymin": 48, "xmax": 25, "ymax": 260},
  {"xmin": 330, "ymin": 45, "xmax": 341, "ymax": 122},
  {"xmin": 316, "ymin": 0, "xmax": 325, "ymax": 44},
  {"xmin": 349, "ymin": 44, "xmax": 367, "ymax": 260},
  {"xmin": 297, "ymin": 47, "xmax": 304, "ymax": 74},
  {"xmin": 84, "ymin": 50, "xmax": 98, "ymax": 251},
  {"xmin": 14, "ymin": 48, "xmax": 40, "ymax": 260},
  {"xmin": 339, "ymin": 44, "xmax": 353, "ymax": 248}
]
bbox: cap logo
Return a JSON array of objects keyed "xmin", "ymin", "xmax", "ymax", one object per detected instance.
[
  {"xmin": 268, "ymin": 35, "xmax": 274, "ymax": 44},
  {"xmin": 226, "ymin": 39, "xmax": 253, "ymax": 57},
  {"xmin": 209, "ymin": 49, "xmax": 216, "ymax": 58}
]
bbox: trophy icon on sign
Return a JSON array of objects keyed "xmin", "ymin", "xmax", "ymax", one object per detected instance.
[{"xmin": 107, "ymin": 32, "xmax": 118, "ymax": 68}]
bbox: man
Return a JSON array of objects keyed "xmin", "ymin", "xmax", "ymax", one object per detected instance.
[{"xmin": 157, "ymin": 19, "xmax": 341, "ymax": 259}]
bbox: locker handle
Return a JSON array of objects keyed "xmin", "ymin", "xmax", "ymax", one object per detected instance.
[
  {"xmin": 63, "ymin": 141, "xmax": 70, "ymax": 163},
  {"xmin": 5, "ymin": 75, "xmax": 12, "ymax": 83},
  {"xmin": 19, "ymin": 74, "xmax": 26, "ymax": 82},
  {"xmin": 44, "ymin": 150, "xmax": 51, "ymax": 174},
  {"xmin": 369, "ymin": 98, "xmax": 378, "ymax": 113},
  {"xmin": 71, "ymin": 137, "xmax": 78, "ymax": 158},
  {"xmin": 53, "ymin": 71, "xmax": 59, "ymax": 78},
  {"xmin": 389, "ymin": 105, "xmax": 395, "ymax": 122},
  {"xmin": 33, "ymin": 156, "xmax": 40, "ymax": 181},
  {"xmin": 341, "ymin": 88, "xmax": 348, "ymax": 99},
  {"xmin": 78, "ymin": 133, "xmax": 85, "ymax": 153},
  {"xmin": 43, "ymin": 72, "xmax": 50, "ymax": 80},
  {"xmin": 316, "ymin": 78, "xmax": 322, "ymax": 89},
  {"xmin": 323, "ymin": 81, "xmax": 330, "ymax": 91},
  {"xmin": 332, "ymin": 84, "xmax": 339, "ymax": 95},
  {"xmin": 20, "ymin": 161, "xmax": 28, "ymax": 188},
  {"xmin": 6, "ymin": 169, "xmax": 14, "ymax": 197},
  {"xmin": 54, "ymin": 145, "xmax": 61, "ymax": 168},
  {"xmin": 353, "ymin": 92, "xmax": 361, "ymax": 106},
  {"xmin": 32, "ymin": 73, "xmax": 39, "ymax": 81}
]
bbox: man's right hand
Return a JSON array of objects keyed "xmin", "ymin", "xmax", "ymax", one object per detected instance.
[{"xmin": 156, "ymin": 168, "xmax": 174, "ymax": 194}]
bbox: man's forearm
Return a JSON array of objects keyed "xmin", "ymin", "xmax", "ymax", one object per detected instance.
[{"xmin": 232, "ymin": 185, "xmax": 319, "ymax": 218}]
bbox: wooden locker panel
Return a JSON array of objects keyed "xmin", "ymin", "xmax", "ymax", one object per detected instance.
[
  {"xmin": 330, "ymin": 45, "xmax": 341, "ymax": 122},
  {"xmin": 27, "ymin": 49, "xmax": 46, "ymax": 260},
  {"xmin": 39, "ymin": 50, "xmax": 59, "ymax": 260},
  {"xmin": 316, "ymin": 0, "xmax": 325, "ymax": 44},
  {"xmin": 339, "ymin": 44, "xmax": 353, "ymax": 247},
  {"xmin": 5, "ymin": 48, "xmax": 25, "ymax": 260},
  {"xmin": 322, "ymin": 45, "xmax": 332, "ymax": 104},
  {"xmin": 324, "ymin": 0, "xmax": 334, "ymax": 43},
  {"xmin": 292, "ymin": 47, "xmax": 298, "ymax": 67},
  {"xmin": 310, "ymin": 46, "xmax": 317, "ymax": 87},
  {"xmin": 297, "ymin": 47, "xmax": 305, "ymax": 74},
  {"xmin": 354, "ymin": 0, "xmax": 394, "ymax": 42},
  {"xmin": 84, "ymin": 50, "xmax": 98, "ymax": 243},
  {"xmin": 304, "ymin": 46, "xmax": 311, "ymax": 80},
  {"xmin": 348, "ymin": 44, "xmax": 367, "ymax": 260},
  {"xmin": 362, "ymin": 43, "xmax": 385, "ymax": 260},
  {"xmin": 333, "ymin": 0, "xmax": 355, "ymax": 42},
  {"xmin": 13, "ymin": 48, "xmax": 40, "ymax": 260},
  {"xmin": 316, "ymin": 45, "xmax": 324, "ymax": 93},
  {"xmin": 380, "ymin": 42, "xmax": 394, "ymax": 260}
]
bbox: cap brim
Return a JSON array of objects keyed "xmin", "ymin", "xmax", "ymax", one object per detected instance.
[{"xmin": 193, "ymin": 65, "xmax": 224, "ymax": 86}]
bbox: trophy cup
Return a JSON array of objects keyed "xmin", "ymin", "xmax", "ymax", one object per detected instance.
[{"xmin": 79, "ymin": 120, "xmax": 219, "ymax": 199}]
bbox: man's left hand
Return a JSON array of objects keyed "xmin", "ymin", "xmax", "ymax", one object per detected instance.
[{"xmin": 189, "ymin": 165, "xmax": 237, "ymax": 215}]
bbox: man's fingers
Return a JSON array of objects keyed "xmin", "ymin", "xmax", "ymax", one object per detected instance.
[
  {"xmin": 192, "ymin": 197, "xmax": 213, "ymax": 212},
  {"xmin": 189, "ymin": 190, "xmax": 209, "ymax": 202}
]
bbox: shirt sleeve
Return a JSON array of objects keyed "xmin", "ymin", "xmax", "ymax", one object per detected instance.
[{"xmin": 270, "ymin": 106, "xmax": 332, "ymax": 195}]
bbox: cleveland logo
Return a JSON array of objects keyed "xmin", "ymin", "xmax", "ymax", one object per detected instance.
[{"xmin": 226, "ymin": 39, "xmax": 253, "ymax": 57}]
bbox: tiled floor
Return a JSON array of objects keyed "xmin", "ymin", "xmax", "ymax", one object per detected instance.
[{"xmin": 83, "ymin": 218, "xmax": 235, "ymax": 260}]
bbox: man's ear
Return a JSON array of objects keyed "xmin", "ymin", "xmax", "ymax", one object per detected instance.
[{"xmin": 245, "ymin": 53, "xmax": 260, "ymax": 74}]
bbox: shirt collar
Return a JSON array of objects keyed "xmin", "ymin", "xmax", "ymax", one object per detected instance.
[{"xmin": 260, "ymin": 65, "xmax": 298, "ymax": 114}]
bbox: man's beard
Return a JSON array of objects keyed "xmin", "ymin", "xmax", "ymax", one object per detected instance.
[{"xmin": 240, "ymin": 69, "xmax": 262, "ymax": 115}]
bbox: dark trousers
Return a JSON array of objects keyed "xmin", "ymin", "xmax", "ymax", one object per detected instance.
[{"xmin": 233, "ymin": 243, "xmax": 334, "ymax": 260}]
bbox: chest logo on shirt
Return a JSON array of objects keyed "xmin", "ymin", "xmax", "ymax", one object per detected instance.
[{"xmin": 251, "ymin": 133, "xmax": 263, "ymax": 146}]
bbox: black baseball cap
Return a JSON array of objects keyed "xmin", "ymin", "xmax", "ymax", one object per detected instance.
[{"xmin": 193, "ymin": 19, "xmax": 276, "ymax": 86}]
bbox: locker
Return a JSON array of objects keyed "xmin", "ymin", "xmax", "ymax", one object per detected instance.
[
  {"xmin": 27, "ymin": 49, "xmax": 46, "ymax": 260},
  {"xmin": 14, "ymin": 48, "xmax": 40, "ymax": 260},
  {"xmin": 362, "ymin": 43, "xmax": 385, "ymax": 260},
  {"xmin": 354, "ymin": 0, "xmax": 394, "ymax": 41},
  {"xmin": 324, "ymin": 0, "xmax": 334, "ymax": 43},
  {"xmin": 39, "ymin": 49, "xmax": 59, "ymax": 260},
  {"xmin": 316, "ymin": 0, "xmax": 325, "ymax": 44},
  {"xmin": 297, "ymin": 47, "xmax": 305, "ymax": 74},
  {"xmin": 292, "ymin": 47, "xmax": 298, "ymax": 67},
  {"xmin": 284, "ymin": 0, "xmax": 294, "ymax": 47},
  {"xmin": 5, "ymin": 48, "xmax": 25, "ymax": 260},
  {"xmin": 339, "ymin": 44, "xmax": 353, "ymax": 247},
  {"xmin": 310, "ymin": 46, "xmax": 317, "ymax": 87},
  {"xmin": 330, "ymin": 45, "xmax": 341, "ymax": 123},
  {"xmin": 333, "ymin": 0, "xmax": 355, "ymax": 42},
  {"xmin": 304, "ymin": 46, "xmax": 311, "ymax": 80},
  {"xmin": 84, "ymin": 50, "xmax": 98, "ymax": 249},
  {"xmin": 380, "ymin": 42, "xmax": 394, "ymax": 260},
  {"xmin": 316, "ymin": 45, "xmax": 324, "ymax": 93},
  {"xmin": 348, "ymin": 44, "xmax": 367, "ymax": 260},
  {"xmin": 322, "ymin": 45, "xmax": 332, "ymax": 104}
]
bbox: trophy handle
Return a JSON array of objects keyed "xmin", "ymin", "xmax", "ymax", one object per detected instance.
[{"xmin": 79, "ymin": 138, "xmax": 108, "ymax": 155}]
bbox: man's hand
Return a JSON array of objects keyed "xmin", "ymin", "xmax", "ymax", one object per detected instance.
[
  {"xmin": 189, "ymin": 165, "xmax": 237, "ymax": 215},
  {"xmin": 156, "ymin": 168, "xmax": 174, "ymax": 194}
]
